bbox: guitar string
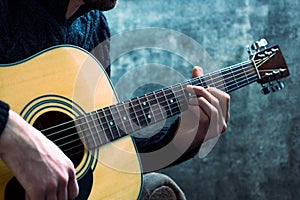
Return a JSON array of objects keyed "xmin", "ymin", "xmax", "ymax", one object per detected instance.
[
  {"xmin": 43, "ymin": 59, "xmax": 255, "ymax": 135},
  {"xmin": 49, "ymin": 69, "xmax": 258, "ymax": 145},
  {"xmin": 62, "ymin": 72, "xmax": 260, "ymax": 157},
  {"xmin": 0, "ymin": 61, "xmax": 256, "ymax": 166},
  {"xmin": 53, "ymin": 74, "xmax": 260, "ymax": 160},
  {"xmin": 44, "ymin": 61, "xmax": 257, "ymax": 147},
  {"xmin": 0, "ymin": 55, "xmax": 275, "ymax": 168},
  {"xmin": 45, "ymin": 63, "xmax": 258, "ymax": 153},
  {"xmin": 62, "ymin": 59, "xmax": 267, "ymax": 157},
  {"xmin": 44, "ymin": 60, "xmax": 256, "ymax": 140}
]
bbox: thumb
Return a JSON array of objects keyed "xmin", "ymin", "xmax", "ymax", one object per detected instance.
[
  {"xmin": 192, "ymin": 66, "xmax": 204, "ymax": 78},
  {"xmin": 68, "ymin": 171, "xmax": 79, "ymax": 199}
]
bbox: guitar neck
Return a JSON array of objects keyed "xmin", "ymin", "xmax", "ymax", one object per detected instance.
[{"xmin": 76, "ymin": 60, "xmax": 259, "ymax": 150}]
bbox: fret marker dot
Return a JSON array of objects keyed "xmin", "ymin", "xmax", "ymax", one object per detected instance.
[
  {"xmin": 170, "ymin": 99, "xmax": 174, "ymax": 103},
  {"xmin": 143, "ymin": 102, "xmax": 147, "ymax": 106},
  {"xmin": 110, "ymin": 121, "xmax": 114, "ymax": 126},
  {"xmin": 148, "ymin": 115, "xmax": 151, "ymax": 119},
  {"xmin": 123, "ymin": 116, "xmax": 127, "ymax": 121}
]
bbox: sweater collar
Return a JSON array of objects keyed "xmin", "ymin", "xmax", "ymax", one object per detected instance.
[{"xmin": 36, "ymin": 0, "xmax": 92, "ymax": 22}]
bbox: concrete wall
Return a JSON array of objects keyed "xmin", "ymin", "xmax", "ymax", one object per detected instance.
[{"xmin": 104, "ymin": 0, "xmax": 300, "ymax": 199}]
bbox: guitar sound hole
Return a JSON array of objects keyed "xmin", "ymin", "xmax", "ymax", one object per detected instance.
[{"xmin": 33, "ymin": 111, "xmax": 84, "ymax": 167}]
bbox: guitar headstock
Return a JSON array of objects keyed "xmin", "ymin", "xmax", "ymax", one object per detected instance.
[{"xmin": 247, "ymin": 39, "xmax": 290, "ymax": 95}]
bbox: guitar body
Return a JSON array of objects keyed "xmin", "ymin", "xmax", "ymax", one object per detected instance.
[{"xmin": 0, "ymin": 45, "xmax": 142, "ymax": 200}]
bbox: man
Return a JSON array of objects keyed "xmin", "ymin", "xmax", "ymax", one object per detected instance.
[{"xmin": 0, "ymin": 0, "xmax": 230, "ymax": 199}]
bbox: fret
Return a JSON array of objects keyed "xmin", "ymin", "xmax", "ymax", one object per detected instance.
[
  {"xmin": 244, "ymin": 63, "xmax": 259, "ymax": 83},
  {"xmin": 188, "ymin": 78, "xmax": 197, "ymax": 86},
  {"xmin": 102, "ymin": 107, "xmax": 120, "ymax": 141},
  {"xmin": 172, "ymin": 84, "xmax": 189, "ymax": 111},
  {"xmin": 153, "ymin": 90, "xmax": 169, "ymax": 120},
  {"xmin": 145, "ymin": 93, "xmax": 158, "ymax": 123},
  {"xmin": 75, "ymin": 114, "xmax": 97, "ymax": 150},
  {"xmin": 179, "ymin": 82, "xmax": 190, "ymax": 108},
  {"xmin": 220, "ymin": 68, "xmax": 231, "ymax": 92},
  {"xmin": 138, "ymin": 95, "xmax": 154, "ymax": 125},
  {"xmin": 229, "ymin": 65, "xmax": 239, "ymax": 89},
  {"xmin": 128, "ymin": 98, "xmax": 143, "ymax": 129},
  {"xmin": 202, "ymin": 74, "xmax": 214, "ymax": 88},
  {"xmin": 119, "ymin": 101, "xmax": 136, "ymax": 133},
  {"xmin": 234, "ymin": 66, "xmax": 249, "ymax": 88},
  {"xmin": 109, "ymin": 105, "xmax": 128, "ymax": 139},
  {"xmin": 137, "ymin": 96, "xmax": 151, "ymax": 127},
  {"xmin": 89, "ymin": 111, "xmax": 103, "ymax": 146},
  {"xmin": 210, "ymin": 71, "xmax": 226, "ymax": 91},
  {"xmin": 209, "ymin": 74, "xmax": 217, "ymax": 87},
  {"xmin": 85, "ymin": 114, "xmax": 96, "ymax": 146},
  {"xmin": 150, "ymin": 91, "xmax": 166, "ymax": 122},
  {"xmin": 118, "ymin": 100, "xmax": 143, "ymax": 133},
  {"xmin": 95, "ymin": 110, "xmax": 110, "ymax": 144},
  {"xmin": 161, "ymin": 89, "xmax": 173, "ymax": 117},
  {"xmin": 96, "ymin": 109, "xmax": 113, "ymax": 142},
  {"xmin": 198, "ymin": 76, "xmax": 208, "ymax": 88},
  {"xmin": 222, "ymin": 67, "xmax": 238, "ymax": 92},
  {"xmin": 110, "ymin": 103, "xmax": 129, "ymax": 136},
  {"xmin": 162, "ymin": 87, "xmax": 181, "ymax": 117},
  {"xmin": 189, "ymin": 76, "xmax": 206, "ymax": 88},
  {"xmin": 186, "ymin": 79, "xmax": 193, "ymax": 87},
  {"xmin": 225, "ymin": 77, "xmax": 240, "ymax": 92},
  {"xmin": 241, "ymin": 63, "xmax": 251, "ymax": 84}
]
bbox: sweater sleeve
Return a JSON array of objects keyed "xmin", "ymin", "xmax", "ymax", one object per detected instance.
[{"xmin": 0, "ymin": 101, "xmax": 9, "ymax": 136}]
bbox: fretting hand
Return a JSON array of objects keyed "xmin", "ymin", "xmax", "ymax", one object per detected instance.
[{"xmin": 173, "ymin": 66, "xmax": 230, "ymax": 154}]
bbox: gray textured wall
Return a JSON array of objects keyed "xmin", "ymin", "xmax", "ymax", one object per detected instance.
[{"xmin": 104, "ymin": 0, "xmax": 300, "ymax": 199}]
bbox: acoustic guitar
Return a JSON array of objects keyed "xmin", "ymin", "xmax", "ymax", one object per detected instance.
[{"xmin": 0, "ymin": 39, "xmax": 289, "ymax": 199}]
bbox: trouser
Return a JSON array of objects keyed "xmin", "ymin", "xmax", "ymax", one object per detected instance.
[{"xmin": 140, "ymin": 172, "xmax": 186, "ymax": 200}]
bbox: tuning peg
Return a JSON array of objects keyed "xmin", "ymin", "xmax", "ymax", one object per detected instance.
[
  {"xmin": 261, "ymin": 80, "xmax": 285, "ymax": 95},
  {"xmin": 246, "ymin": 38, "xmax": 268, "ymax": 57},
  {"xmin": 274, "ymin": 81, "xmax": 285, "ymax": 91},
  {"xmin": 261, "ymin": 84, "xmax": 271, "ymax": 95},
  {"xmin": 252, "ymin": 38, "xmax": 268, "ymax": 50}
]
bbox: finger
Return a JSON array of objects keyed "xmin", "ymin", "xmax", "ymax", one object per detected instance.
[
  {"xmin": 192, "ymin": 66, "xmax": 204, "ymax": 78},
  {"xmin": 26, "ymin": 187, "xmax": 46, "ymax": 200},
  {"xmin": 68, "ymin": 171, "xmax": 79, "ymax": 199},
  {"xmin": 187, "ymin": 85, "xmax": 226, "ymax": 136},
  {"xmin": 189, "ymin": 96, "xmax": 216, "ymax": 120},
  {"xmin": 186, "ymin": 86, "xmax": 220, "ymax": 109},
  {"xmin": 57, "ymin": 181, "xmax": 68, "ymax": 200},
  {"xmin": 26, "ymin": 193, "xmax": 30, "ymax": 200},
  {"xmin": 207, "ymin": 87, "xmax": 230, "ymax": 122},
  {"xmin": 45, "ymin": 185, "xmax": 58, "ymax": 200},
  {"xmin": 192, "ymin": 96, "xmax": 221, "ymax": 139}
]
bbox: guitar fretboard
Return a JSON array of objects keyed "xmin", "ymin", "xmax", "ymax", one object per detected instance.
[{"xmin": 76, "ymin": 60, "xmax": 259, "ymax": 150}]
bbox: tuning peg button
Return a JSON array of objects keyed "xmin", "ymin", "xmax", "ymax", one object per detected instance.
[
  {"xmin": 270, "ymin": 81, "xmax": 285, "ymax": 92},
  {"xmin": 276, "ymin": 81, "xmax": 285, "ymax": 90},
  {"xmin": 251, "ymin": 38, "xmax": 268, "ymax": 51},
  {"xmin": 261, "ymin": 85, "xmax": 271, "ymax": 95},
  {"xmin": 246, "ymin": 38, "xmax": 269, "ymax": 58}
]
